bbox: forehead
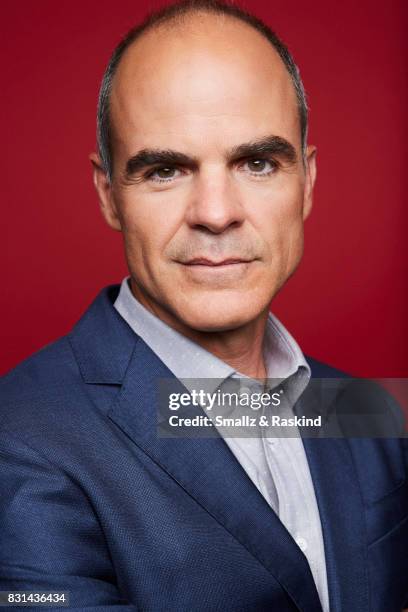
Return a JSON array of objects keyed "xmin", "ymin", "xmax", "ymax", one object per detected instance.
[{"xmin": 110, "ymin": 13, "xmax": 300, "ymax": 155}]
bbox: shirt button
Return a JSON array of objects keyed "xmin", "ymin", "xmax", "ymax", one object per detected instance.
[
  {"xmin": 295, "ymin": 537, "xmax": 308, "ymax": 552},
  {"xmin": 239, "ymin": 386, "xmax": 252, "ymax": 396}
]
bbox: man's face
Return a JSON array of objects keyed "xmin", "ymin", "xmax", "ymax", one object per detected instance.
[{"xmin": 93, "ymin": 14, "xmax": 316, "ymax": 334}]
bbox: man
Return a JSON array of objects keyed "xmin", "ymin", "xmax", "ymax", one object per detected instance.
[{"xmin": 1, "ymin": 1, "xmax": 407, "ymax": 611}]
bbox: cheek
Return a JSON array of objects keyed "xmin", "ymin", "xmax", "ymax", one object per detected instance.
[
  {"xmin": 119, "ymin": 195, "xmax": 173, "ymax": 256},
  {"xmin": 117, "ymin": 192, "xmax": 185, "ymax": 289},
  {"xmin": 246, "ymin": 180, "xmax": 305, "ymax": 259}
]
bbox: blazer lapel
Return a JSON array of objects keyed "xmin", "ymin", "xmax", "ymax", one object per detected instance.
[{"xmin": 296, "ymin": 385, "xmax": 369, "ymax": 611}]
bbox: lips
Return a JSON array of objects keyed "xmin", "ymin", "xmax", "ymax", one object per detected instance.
[{"xmin": 183, "ymin": 258, "xmax": 252, "ymax": 266}]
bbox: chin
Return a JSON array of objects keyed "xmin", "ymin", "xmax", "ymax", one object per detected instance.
[{"xmin": 173, "ymin": 292, "xmax": 268, "ymax": 333}]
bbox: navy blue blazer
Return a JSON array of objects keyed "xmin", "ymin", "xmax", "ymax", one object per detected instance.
[{"xmin": 1, "ymin": 285, "xmax": 407, "ymax": 611}]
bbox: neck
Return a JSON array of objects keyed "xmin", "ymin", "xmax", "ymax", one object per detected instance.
[
  {"xmin": 129, "ymin": 279, "xmax": 269, "ymax": 380},
  {"xmin": 191, "ymin": 319, "xmax": 268, "ymax": 380}
]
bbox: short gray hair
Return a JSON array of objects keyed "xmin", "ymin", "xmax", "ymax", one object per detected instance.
[{"xmin": 97, "ymin": 0, "xmax": 308, "ymax": 181}]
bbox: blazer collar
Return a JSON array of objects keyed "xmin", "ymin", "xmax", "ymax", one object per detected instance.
[{"xmin": 69, "ymin": 285, "xmax": 137, "ymax": 385}]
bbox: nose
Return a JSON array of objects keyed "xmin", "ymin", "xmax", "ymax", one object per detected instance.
[{"xmin": 185, "ymin": 166, "xmax": 245, "ymax": 234}]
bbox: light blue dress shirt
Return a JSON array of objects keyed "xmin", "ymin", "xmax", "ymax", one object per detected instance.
[{"xmin": 114, "ymin": 277, "xmax": 329, "ymax": 612}]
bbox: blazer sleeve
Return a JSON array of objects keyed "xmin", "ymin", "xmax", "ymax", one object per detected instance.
[{"xmin": 0, "ymin": 430, "xmax": 138, "ymax": 611}]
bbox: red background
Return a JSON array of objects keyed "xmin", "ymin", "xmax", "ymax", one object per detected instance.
[{"xmin": 2, "ymin": 0, "xmax": 407, "ymax": 377}]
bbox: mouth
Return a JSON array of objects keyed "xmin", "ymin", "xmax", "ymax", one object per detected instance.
[{"xmin": 181, "ymin": 258, "xmax": 255, "ymax": 267}]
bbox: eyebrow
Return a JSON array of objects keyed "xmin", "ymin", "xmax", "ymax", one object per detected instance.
[
  {"xmin": 124, "ymin": 135, "xmax": 298, "ymax": 178},
  {"xmin": 228, "ymin": 135, "xmax": 298, "ymax": 165},
  {"xmin": 125, "ymin": 149, "xmax": 196, "ymax": 178}
]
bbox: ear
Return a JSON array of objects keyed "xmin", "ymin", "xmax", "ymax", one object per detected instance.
[
  {"xmin": 302, "ymin": 145, "xmax": 317, "ymax": 221},
  {"xmin": 89, "ymin": 152, "xmax": 122, "ymax": 231}
]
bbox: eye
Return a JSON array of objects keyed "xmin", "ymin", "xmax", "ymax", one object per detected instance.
[
  {"xmin": 147, "ymin": 166, "xmax": 181, "ymax": 183},
  {"xmin": 242, "ymin": 158, "xmax": 278, "ymax": 176}
]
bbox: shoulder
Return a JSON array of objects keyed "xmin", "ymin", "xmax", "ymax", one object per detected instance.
[
  {"xmin": 304, "ymin": 356, "xmax": 407, "ymax": 441},
  {"xmin": 1, "ymin": 334, "xmax": 78, "ymax": 390},
  {"xmin": 0, "ymin": 335, "xmax": 82, "ymax": 432},
  {"xmin": 1, "ymin": 284, "xmax": 124, "ymax": 423},
  {"xmin": 0, "ymin": 284, "xmax": 136, "ymax": 449}
]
